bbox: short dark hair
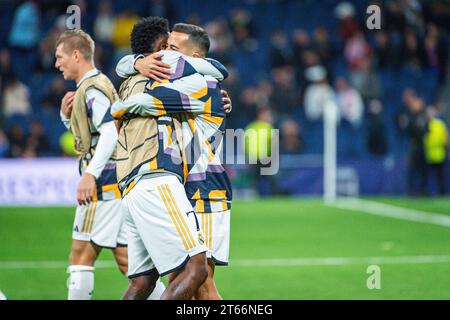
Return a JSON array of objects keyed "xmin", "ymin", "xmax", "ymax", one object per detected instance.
[
  {"xmin": 172, "ymin": 23, "xmax": 210, "ymax": 54},
  {"xmin": 130, "ymin": 16, "xmax": 169, "ymax": 54}
]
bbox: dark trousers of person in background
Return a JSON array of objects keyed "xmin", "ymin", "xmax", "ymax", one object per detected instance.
[
  {"xmin": 407, "ymin": 147, "xmax": 428, "ymax": 196},
  {"xmin": 252, "ymin": 162, "xmax": 276, "ymax": 196},
  {"xmin": 428, "ymin": 162, "xmax": 446, "ymax": 195}
]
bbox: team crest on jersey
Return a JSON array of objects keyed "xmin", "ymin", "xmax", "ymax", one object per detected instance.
[{"xmin": 198, "ymin": 231, "xmax": 205, "ymax": 245}]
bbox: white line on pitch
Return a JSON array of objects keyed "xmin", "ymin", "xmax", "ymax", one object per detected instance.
[
  {"xmin": 329, "ymin": 198, "xmax": 450, "ymax": 227},
  {"xmin": 1, "ymin": 255, "xmax": 450, "ymax": 269}
]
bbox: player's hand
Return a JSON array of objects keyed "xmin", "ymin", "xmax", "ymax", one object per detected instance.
[
  {"xmin": 61, "ymin": 91, "xmax": 76, "ymax": 118},
  {"xmin": 134, "ymin": 53, "xmax": 172, "ymax": 82},
  {"xmin": 221, "ymin": 90, "xmax": 232, "ymax": 113},
  {"xmin": 77, "ymin": 172, "xmax": 96, "ymax": 206}
]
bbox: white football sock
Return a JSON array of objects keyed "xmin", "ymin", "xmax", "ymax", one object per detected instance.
[
  {"xmin": 147, "ymin": 278, "xmax": 165, "ymax": 300},
  {"xmin": 67, "ymin": 265, "xmax": 95, "ymax": 300}
]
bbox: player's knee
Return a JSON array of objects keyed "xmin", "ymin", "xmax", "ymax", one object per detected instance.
[
  {"xmin": 167, "ymin": 270, "xmax": 179, "ymax": 285},
  {"xmin": 114, "ymin": 252, "xmax": 128, "ymax": 275},
  {"xmin": 69, "ymin": 247, "xmax": 87, "ymax": 265},
  {"xmin": 187, "ymin": 259, "xmax": 208, "ymax": 286},
  {"xmin": 196, "ymin": 266, "xmax": 208, "ymax": 286},
  {"xmin": 69, "ymin": 241, "xmax": 98, "ymax": 265},
  {"xmin": 130, "ymin": 273, "xmax": 157, "ymax": 293},
  {"xmin": 129, "ymin": 277, "xmax": 152, "ymax": 293},
  {"xmin": 118, "ymin": 262, "xmax": 128, "ymax": 275},
  {"xmin": 195, "ymin": 281, "xmax": 210, "ymax": 300}
]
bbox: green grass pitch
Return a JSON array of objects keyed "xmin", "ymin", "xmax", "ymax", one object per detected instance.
[{"xmin": 0, "ymin": 197, "xmax": 449, "ymax": 299}]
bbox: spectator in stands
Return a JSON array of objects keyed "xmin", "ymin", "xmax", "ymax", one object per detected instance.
[
  {"xmin": 398, "ymin": 93, "xmax": 429, "ymax": 196},
  {"xmin": 303, "ymin": 49, "xmax": 327, "ymax": 86},
  {"xmin": 312, "ymin": 26, "xmax": 333, "ymax": 65},
  {"xmin": 269, "ymin": 30, "xmax": 293, "ymax": 68},
  {"xmin": 59, "ymin": 131, "xmax": 76, "ymax": 157},
  {"xmin": 373, "ymin": 31, "xmax": 391, "ymax": 69},
  {"xmin": 423, "ymin": 23, "xmax": 448, "ymax": 82},
  {"xmin": 239, "ymin": 86, "xmax": 262, "ymax": 126},
  {"xmin": 334, "ymin": 77, "xmax": 364, "ymax": 128},
  {"xmin": 205, "ymin": 18, "xmax": 234, "ymax": 65},
  {"xmin": 8, "ymin": 0, "xmax": 40, "ymax": 83},
  {"xmin": 6, "ymin": 123, "xmax": 26, "ymax": 158},
  {"xmin": 0, "ymin": 129, "xmax": 9, "ymax": 158},
  {"xmin": 93, "ymin": 0, "xmax": 114, "ymax": 44},
  {"xmin": 111, "ymin": 9, "xmax": 140, "ymax": 56},
  {"xmin": 257, "ymin": 80, "xmax": 274, "ymax": 108},
  {"xmin": 222, "ymin": 65, "xmax": 243, "ymax": 129},
  {"xmin": 385, "ymin": 0, "xmax": 407, "ymax": 33},
  {"xmin": 344, "ymin": 31, "xmax": 373, "ymax": 71},
  {"xmin": 2, "ymin": 76, "xmax": 31, "ymax": 119},
  {"xmin": 401, "ymin": 0, "xmax": 424, "ymax": 33},
  {"xmin": 292, "ymin": 29, "xmax": 311, "ymax": 69},
  {"xmin": 37, "ymin": 33, "xmax": 58, "ymax": 73},
  {"xmin": 303, "ymin": 65, "xmax": 334, "ymax": 122},
  {"xmin": 0, "ymin": 48, "xmax": 12, "ymax": 89},
  {"xmin": 229, "ymin": 8, "xmax": 258, "ymax": 52},
  {"xmin": 0, "ymin": 48, "xmax": 13, "ymax": 125},
  {"xmin": 366, "ymin": 99, "xmax": 388, "ymax": 156},
  {"xmin": 23, "ymin": 120, "xmax": 51, "ymax": 157},
  {"xmin": 280, "ymin": 119, "xmax": 303, "ymax": 155},
  {"xmin": 245, "ymin": 107, "xmax": 275, "ymax": 196},
  {"xmin": 423, "ymin": 106, "xmax": 448, "ymax": 195},
  {"xmin": 402, "ymin": 27, "xmax": 425, "ymax": 71},
  {"xmin": 41, "ymin": 76, "xmax": 66, "ymax": 110},
  {"xmin": 270, "ymin": 66, "xmax": 298, "ymax": 116},
  {"xmin": 334, "ymin": 2, "xmax": 360, "ymax": 43},
  {"xmin": 185, "ymin": 13, "xmax": 203, "ymax": 26},
  {"xmin": 146, "ymin": 0, "xmax": 174, "ymax": 22},
  {"xmin": 350, "ymin": 56, "xmax": 382, "ymax": 103}
]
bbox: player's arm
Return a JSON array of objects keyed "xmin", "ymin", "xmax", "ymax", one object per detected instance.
[
  {"xmin": 77, "ymin": 88, "xmax": 118, "ymax": 205},
  {"xmin": 111, "ymin": 85, "xmax": 206, "ymax": 119},
  {"xmin": 116, "ymin": 51, "xmax": 228, "ymax": 82},
  {"xmin": 116, "ymin": 54, "xmax": 140, "ymax": 78},
  {"xmin": 116, "ymin": 53, "xmax": 171, "ymax": 80},
  {"xmin": 116, "ymin": 53, "xmax": 172, "ymax": 81}
]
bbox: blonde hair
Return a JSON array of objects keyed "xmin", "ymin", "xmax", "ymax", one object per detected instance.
[{"xmin": 56, "ymin": 29, "xmax": 95, "ymax": 61}]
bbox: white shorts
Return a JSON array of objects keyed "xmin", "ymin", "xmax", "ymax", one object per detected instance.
[
  {"xmin": 72, "ymin": 199, "xmax": 127, "ymax": 248},
  {"xmin": 197, "ymin": 210, "xmax": 230, "ymax": 266},
  {"xmin": 123, "ymin": 175, "xmax": 207, "ymax": 278}
]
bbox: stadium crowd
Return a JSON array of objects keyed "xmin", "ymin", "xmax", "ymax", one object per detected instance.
[{"xmin": 0, "ymin": 0, "xmax": 448, "ymax": 178}]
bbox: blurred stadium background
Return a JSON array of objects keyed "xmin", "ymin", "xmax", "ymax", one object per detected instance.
[{"xmin": 0, "ymin": 0, "xmax": 449, "ymax": 299}]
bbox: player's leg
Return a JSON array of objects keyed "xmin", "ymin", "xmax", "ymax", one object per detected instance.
[
  {"xmin": 161, "ymin": 252, "xmax": 208, "ymax": 300},
  {"xmin": 113, "ymin": 246, "xmax": 166, "ymax": 300},
  {"xmin": 168, "ymin": 259, "xmax": 220, "ymax": 301},
  {"xmin": 68, "ymin": 239, "xmax": 101, "ymax": 300},
  {"xmin": 194, "ymin": 210, "xmax": 231, "ymax": 300},
  {"xmin": 123, "ymin": 269, "xmax": 160, "ymax": 300},
  {"xmin": 147, "ymin": 278, "xmax": 166, "ymax": 300},
  {"xmin": 112, "ymin": 201, "xmax": 129, "ymax": 275},
  {"xmin": 68, "ymin": 201, "xmax": 104, "ymax": 300},
  {"xmin": 112, "ymin": 246, "xmax": 128, "ymax": 275},
  {"xmin": 121, "ymin": 198, "xmax": 160, "ymax": 300},
  {"xmin": 126, "ymin": 175, "xmax": 208, "ymax": 300},
  {"xmin": 195, "ymin": 258, "xmax": 221, "ymax": 300},
  {"xmin": 90, "ymin": 198, "xmax": 129, "ymax": 276}
]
